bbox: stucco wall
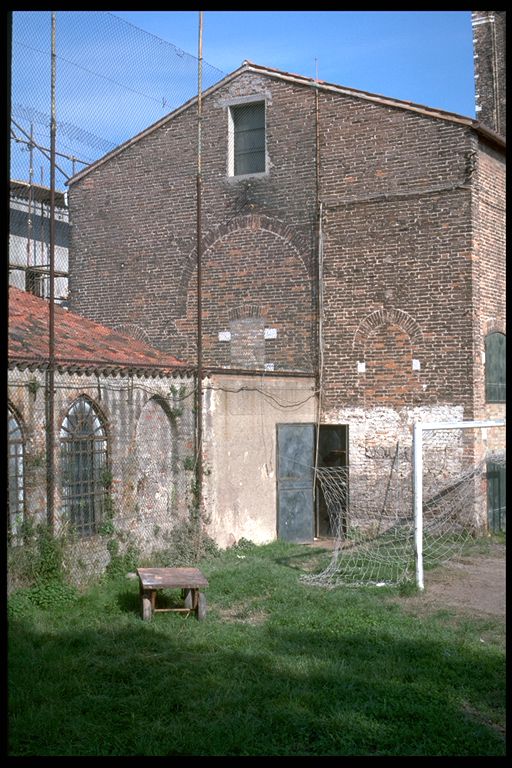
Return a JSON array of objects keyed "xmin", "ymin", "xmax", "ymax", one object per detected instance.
[{"xmin": 202, "ymin": 373, "xmax": 317, "ymax": 547}]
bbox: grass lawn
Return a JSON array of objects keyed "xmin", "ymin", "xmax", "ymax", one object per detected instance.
[{"xmin": 8, "ymin": 539, "xmax": 505, "ymax": 756}]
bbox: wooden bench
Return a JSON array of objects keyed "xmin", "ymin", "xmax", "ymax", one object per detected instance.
[{"xmin": 137, "ymin": 567, "xmax": 209, "ymax": 621}]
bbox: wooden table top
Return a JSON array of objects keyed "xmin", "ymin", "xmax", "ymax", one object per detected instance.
[{"xmin": 137, "ymin": 567, "xmax": 208, "ymax": 590}]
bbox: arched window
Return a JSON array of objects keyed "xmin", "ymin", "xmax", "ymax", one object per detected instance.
[
  {"xmin": 485, "ymin": 333, "xmax": 506, "ymax": 403},
  {"xmin": 8, "ymin": 406, "xmax": 25, "ymax": 538},
  {"xmin": 60, "ymin": 397, "xmax": 108, "ymax": 536}
]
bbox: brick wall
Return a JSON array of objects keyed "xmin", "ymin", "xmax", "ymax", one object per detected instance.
[
  {"xmin": 317, "ymin": 93, "xmax": 478, "ymax": 413},
  {"xmin": 69, "ymin": 70, "xmax": 505, "ymax": 416},
  {"xmin": 472, "ymin": 11, "xmax": 506, "ymax": 136},
  {"xmin": 473, "ymin": 139, "xmax": 506, "ymax": 426},
  {"xmin": 69, "ymin": 73, "xmax": 319, "ymax": 372},
  {"xmin": 8, "ymin": 367, "xmax": 195, "ymax": 585}
]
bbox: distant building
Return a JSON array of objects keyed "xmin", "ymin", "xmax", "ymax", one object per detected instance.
[{"xmin": 9, "ymin": 180, "xmax": 69, "ymax": 305}]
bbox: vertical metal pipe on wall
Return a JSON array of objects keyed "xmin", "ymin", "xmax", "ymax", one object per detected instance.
[
  {"xmin": 46, "ymin": 11, "xmax": 56, "ymax": 529},
  {"xmin": 313, "ymin": 75, "xmax": 324, "ymax": 535},
  {"xmin": 196, "ymin": 11, "xmax": 204, "ymax": 511}
]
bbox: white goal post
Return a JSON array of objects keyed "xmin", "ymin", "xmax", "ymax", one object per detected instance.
[{"xmin": 412, "ymin": 419, "xmax": 506, "ymax": 591}]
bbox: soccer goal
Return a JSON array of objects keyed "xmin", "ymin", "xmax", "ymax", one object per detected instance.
[
  {"xmin": 412, "ymin": 419, "xmax": 505, "ymax": 590},
  {"xmin": 302, "ymin": 418, "xmax": 505, "ymax": 590}
]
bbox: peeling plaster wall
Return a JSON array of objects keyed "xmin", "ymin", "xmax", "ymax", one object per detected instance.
[
  {"xmin": 8, "ymin": 366, "xmax": 195, "ymax": 583},
  {"xmin": 203, "ymin": 373, "xmax": 317, "ymax": 547}
]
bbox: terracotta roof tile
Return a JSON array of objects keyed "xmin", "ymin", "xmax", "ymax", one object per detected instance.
[{"xmin": 8, "ymin": 286, "xmax": 188, "ymax": 374}]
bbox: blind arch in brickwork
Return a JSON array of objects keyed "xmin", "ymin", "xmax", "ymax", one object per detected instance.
[
  {"xmin": 352, "ymin": 308, "xmax": 424, "ymax": 406},
  {"xmin": 352, "ymin": 308, "xmax": 423, "ymax": 359}
]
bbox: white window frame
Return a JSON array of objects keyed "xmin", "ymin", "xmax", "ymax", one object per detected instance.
[{"xmin": 227, "ymin": 96, "xmax": 268, "ymax": 179}]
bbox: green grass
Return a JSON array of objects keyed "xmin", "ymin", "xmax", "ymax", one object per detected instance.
[{"xmin": 8, "ymin": 539, "xmax": 505, "ymax": 756}]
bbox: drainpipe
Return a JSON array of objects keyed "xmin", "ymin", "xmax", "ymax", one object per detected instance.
[
  {"xmin": 196, "ymin": 11, "xmax": 204, "ymax": 515},
  {"xmin": 313, "ymin": 72, "xmax": 324, "ymax": 536}
]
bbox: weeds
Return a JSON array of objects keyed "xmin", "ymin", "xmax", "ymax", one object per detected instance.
[{"xmin": 8, "ymin": 539, "xmax": 505, "ymax": 757}]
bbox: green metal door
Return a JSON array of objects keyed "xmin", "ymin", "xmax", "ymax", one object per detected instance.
[
  {"xmin": 277, "ymin": 423, "xmax": 315, "ymax": 542},
  {"xmin": 487, "ymin": 461, "xmax": 506, "ymax": 533}
]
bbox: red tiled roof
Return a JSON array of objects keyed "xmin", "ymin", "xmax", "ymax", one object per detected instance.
[{"xmin": 8, "ymin": 286, "xmax": 188, "ymax": 374}]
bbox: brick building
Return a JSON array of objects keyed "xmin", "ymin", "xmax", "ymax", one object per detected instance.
[
  {"xmin": 66, "ymin": 29, "xmax": 505, "ymax": 544},
  {"xmin": 7, "ymin": 286, "xmax": 197, "ymax": 587},
  {"xmin": 472, "ymin": 10, "xmax": 506, "ymax": 136}
]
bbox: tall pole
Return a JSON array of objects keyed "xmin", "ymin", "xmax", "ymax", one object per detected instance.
[
  {"xmin": 412, "ymin": 422, "xmax": 424, "ymax": 591},
  {"xmin": 196, "ymin": 11, "xmax": 204, "ymax": 514},
  {"xmin": 46, "ymin": 11, "xmax": 56, "ymax": 529},
  {"xmin": 26, "ymin": 123, "xmax": 34, "ymax": 274}
]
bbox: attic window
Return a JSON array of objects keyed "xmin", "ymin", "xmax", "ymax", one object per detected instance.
[{"xmin": 229, "ymin": 101, "xmax": 266, "ymax": 176}]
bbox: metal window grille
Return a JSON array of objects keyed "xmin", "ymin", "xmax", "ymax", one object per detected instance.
[
  {"xmin": 8, "ymin": 408, "xmax": 25, "ymax": 537},
  {"xmin": 26, "ymin": 267, "xmax": 49, "ymax": 298},
  {"xmin": 232, "ymin": 102, "xmax": 265, "ymax": 175},
  {"xmin": 60, "ymin": 397, "xmax": 108, "ymax": 537}
]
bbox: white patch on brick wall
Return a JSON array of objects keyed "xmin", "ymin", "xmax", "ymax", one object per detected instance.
[
  {"xmin": 218, "ymin": 330, "xmax": 231, "ymax": 342},
  {"xmin": 357, "ymin": 361, "xmax": 366, "ymax": 373},
  {"xmin": 264, "ymin": 327, "xmax": 277, "ymax": 339},
  {"xmin": 412, "ymin": 358, "xmax": 421, "ymax": 371}
]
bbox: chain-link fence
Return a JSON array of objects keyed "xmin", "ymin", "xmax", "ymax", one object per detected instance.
[
  {"xmin": 9, "ymin": 10, "xmax": 225, "ymax": 304},
  {"xmin": 10, "ymin": 10, "xmax": 225, "ymax": 190},
  {"xmin": 8, "ymin": 11, "xmax": 227, "ymax": 591},
  {"xmin": 7, "ymin": 365, "xmax": 213, "ymax": 592}
]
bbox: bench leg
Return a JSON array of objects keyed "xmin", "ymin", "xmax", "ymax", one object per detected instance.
[
  {"xmin": 141, "ymin": 589, "xmax": 153, "ymax": 621},
  {"xmin": 197, "ymin": 592, "xmax": 207, "ymax": 621}
]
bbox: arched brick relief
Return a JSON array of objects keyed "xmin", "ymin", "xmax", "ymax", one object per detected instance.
[
  {"xmin": 135, "ymin": 395, "xmax": 177, "ymax": 523},
  {"xmin": 352, "ymin": 308, "xmax": 423, "ymax": 358},
  {"xmin": 228, "ymin": 305, "xmax": 264, "ymax": 321},
  {"xmin": 352, "ymin": 309, "xmax": 424, "ymax": 407},
  {"xmin": 114, "ymin": 323, "xmax": 153, "ymax": 347},
  {"xmin": 482, "ymin": 317, "xmax": 506, "ymax": 337},
  {"xmin": 175, "ymin": 214, "xmax": 314, "ymax": 371},
  {"xmin": 176, "ymin": 213, "xmax": 311, "ymax": 316}
]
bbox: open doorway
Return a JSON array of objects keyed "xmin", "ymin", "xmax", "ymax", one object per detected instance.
[
  {"xmin": 276, "ymin": 422, "xmax": 348, "ymax": 543},
  {"xmin": 315, "ymin": 424, "xmax": 349, "ymax": 538}
]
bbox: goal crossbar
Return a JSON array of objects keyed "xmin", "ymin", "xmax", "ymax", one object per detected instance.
[{"xmin": 412, "ymin": 419, "xmax": 506, "ymax": 590}]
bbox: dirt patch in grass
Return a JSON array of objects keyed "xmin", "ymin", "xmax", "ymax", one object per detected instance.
[
  {"xmin": 397, "ymin": 542, "xmax": 506, "ymax": 618},
  {"xmin": 216, "ymin": 604, "xmax": 268, "ymax": 625},
  {"xmin": 305, "ymin": 539, "xmax": 506, "ymax": 619}
]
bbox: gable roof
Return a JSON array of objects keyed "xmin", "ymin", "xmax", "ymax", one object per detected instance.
[
  {"xmin": 68, "ymin": 60, "xmax": 505, "ymax": 187},
  {"xmin": 8, "ymin": 286, "xmax": 189, "ymax": 377}
]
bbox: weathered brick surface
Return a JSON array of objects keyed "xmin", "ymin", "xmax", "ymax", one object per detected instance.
[
  {"xmin": 473, "ymin": 140, "xmax": 506, "ymax": 425},
  {"xmin": 472, "ymin": 11, "xmax": 506, "ymax": 136},
  {"xmin": 68, "ymin": 68, "xmax": 505, "ymax": 419}
]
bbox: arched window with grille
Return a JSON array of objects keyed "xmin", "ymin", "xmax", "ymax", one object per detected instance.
[
  {"xmin": 8, "ymin": 406, "xmax": 25, "ymax": 539},
  {"xmin": 60, "ymin": 396, "xmax": 108, "ymax": 537},
  {"xmin": 485, "ymin": 332, "xmax": 506, "ymax": 403}
]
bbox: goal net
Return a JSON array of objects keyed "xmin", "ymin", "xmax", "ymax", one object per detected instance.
[{"xmin": 302, "ymin": 419, "xmax": 505, "ymax": 590}]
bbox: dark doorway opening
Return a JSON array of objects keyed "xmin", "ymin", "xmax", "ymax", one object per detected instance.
[
  {"xmin": 315, "ymin": 424, "xmax": 349, "ymax": 538},
  {"xmin": 276, "ymin": 423, "xmax": 349, "ymax": 543}
]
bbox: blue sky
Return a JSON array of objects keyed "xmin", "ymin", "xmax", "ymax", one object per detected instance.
[
  {"xmin": 10, "ymin": 10, "xmax": 477, "ymax": 190},
  {"xmin": 111, "ymin": 10, "xmax": 476, "ymax": 118}
]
